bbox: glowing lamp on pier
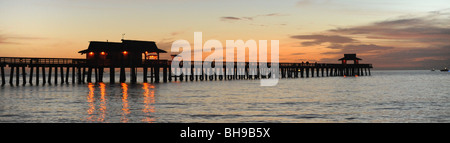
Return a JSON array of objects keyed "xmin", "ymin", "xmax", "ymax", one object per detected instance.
[
  {"xmin": 100, "ymin": 52, "xmax": 106, "ymax": 55},
  {"xmin": 123, "ymin": 51, "xmax": 128, "ymax": 55},
  {"xmin": 89, "ymin": 52, "xmax": 94, "ymax": 56},
  {"xmin": 148, "ymin": 53, "xmax": 158, "ymax": 60}
]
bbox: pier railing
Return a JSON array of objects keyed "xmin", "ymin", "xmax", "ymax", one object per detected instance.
[
  {"xmin": 0, "ymin": 57, "xmax": 85, "ymax": 65},
  {"xmin": 162, "ymin": 60, "xmax": 372, "ymax": 68}
]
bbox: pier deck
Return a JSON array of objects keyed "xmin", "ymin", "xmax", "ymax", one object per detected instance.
[{"xmin": 0, "ymin": 57, "xmax": 372, "ymax": 86}]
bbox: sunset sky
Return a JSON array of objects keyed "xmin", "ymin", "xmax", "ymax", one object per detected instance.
[{"xmin": 1, "ymin": 0, "xmax": 449, "ymax": 69}]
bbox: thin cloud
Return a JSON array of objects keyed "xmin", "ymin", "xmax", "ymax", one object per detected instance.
[
  {"xmin": 322, "ymin": 44, "xmax": 394, "ymax": 54},
  {"xmin": 220, "ymin": 13, "xmax": 287, "ymax": 22},
  {"xmin": 220, "ymin": 16, "xmax": 243, "ymax": 21},
  {"xmin": 358, "ymin": 45, "xmax": 450, "ymax": 69},
  {"xmin": 329, "ymin": 11, "xmax": 450, "ymax": 44},
  {"xmin": 259, "ymin": 13, "xmax": 288, "ymax": 17},
  {"xmin": 290, "ymin": 34, "xmax": 357, "ymax": 46},
  {"xmin": 296, "ymin": 9, "xmax": 450, "ymax": 69},
  {"xmin": 0, "ymin": 33, "xmax": 44, "ymax": 45}
]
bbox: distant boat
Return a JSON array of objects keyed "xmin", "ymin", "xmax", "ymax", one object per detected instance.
[
  {"xmin": 431, "ymin": 68, "xmax": 436, "ymax": 71},
  {"xmin": 441, "ymin": 67, "xmax": 449, "ymax": 72}
]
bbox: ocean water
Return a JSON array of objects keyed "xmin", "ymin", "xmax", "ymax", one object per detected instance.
[{"xmin": 0, "ymin": 70, "xmax": 449, "ymax": 123}]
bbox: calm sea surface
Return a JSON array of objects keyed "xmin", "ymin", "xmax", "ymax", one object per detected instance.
[{"xmin": 0, "ymin": 70, "xmax": 449, "ymax": 123}]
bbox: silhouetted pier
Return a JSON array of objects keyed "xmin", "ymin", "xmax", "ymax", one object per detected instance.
[
  {"xmin": 0, "ymin": 56, "xmax": 372, "ymax": 86},
  {"xmin": 0, "ymin": 40, "xmax": 372, "ymax": 86}
]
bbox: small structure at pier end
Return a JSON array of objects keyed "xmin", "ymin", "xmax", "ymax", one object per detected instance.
[
  {"xmin": 338, "ymin": 54, "xmax": 368, "ymax": 76},
  {"xmin": 78, "ymin": 39, "xmax": 167, "ymax": 67},
  {"xmin": 339, "ymin": 54, "xmax": 362, "ymax": 65}
]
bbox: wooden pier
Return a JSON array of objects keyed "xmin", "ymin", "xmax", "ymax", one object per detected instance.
[{"xmin": 0, "ymin": 56, "xmax": 372, "ymax": 86}]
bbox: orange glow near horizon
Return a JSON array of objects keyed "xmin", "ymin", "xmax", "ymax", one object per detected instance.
[
  {"xmin": 100, "ymin": 52, "xmax": 106, "ymax": 55},
  {"xmin": 123, "ymin": 51, "xmax": 128, "ymax": 55}
]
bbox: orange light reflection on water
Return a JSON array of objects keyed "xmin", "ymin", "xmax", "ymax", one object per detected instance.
[
  {"xmin": 86, "ymin": 83, "xmax": 96, "ymax": 121},
  {"xmin": 84, "ymin": 82, "xmax": 158, "ymax": 122},
  {"xmin": 98, "ymin": 82, "xmax": 107, "ymax": 122},
  {"xmin": 142, "ymin": 83, "xmax": 156, "ymax": 123},
  {"xmin": 121, "ymin": 83, "xmax": 130, "ymax": 123}
]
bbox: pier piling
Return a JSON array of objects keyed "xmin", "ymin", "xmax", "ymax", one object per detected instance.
[
  {"xmin": 1, "ymin": 65, "xmax": 5, "ymax": 86},
  {"xmin": 48, "ymin": 66, "xmax": 52, "ymax": 85},
  {"xmin": 110, "ymin": 67, "xmax": 115, "ymax": 84},
  {"xmin": 22, "ymin": 66, "xmax": 26, "ymax": 86},
  {"xmin": 16, "ymin": 66, "xmax": 20, "ymax": 86}
]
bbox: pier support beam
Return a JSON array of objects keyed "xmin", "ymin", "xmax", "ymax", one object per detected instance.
[
  {"xmin": 150, "ymin": 66, "xmax": 154, "ymax": 82},
  {"xmin": 36, "ymin": 66, "xmax": 40, "ymax": 85},
  {"xmin": 16, "ymin": 66, "xmax": 20, "ymax": 86},
  {"xmin": 94, "ymin": 67, "xmax": 98, "ymax": 83},
  {"xmin": 71, "ymin": 66, "xmax": 75, "ymax": 84},
  {"xmin": 99, "ymin": 67, "xmax": 104, "ymax": 83},
  {"xmin": 131, "ymin": 67, "xmax": 137, "ymax": 84},
  {"xmin": 316, "ymin": 68, "xmax": 319, "ymax": 77},
  {"xmin": 300, "ymin": 67, "xmax": 304, "ymax": 78},
  {"xmin": 9, "ymin": 66, "xmax": 14, "ymax": 86},
  {"xmin": 60, "ymin": 66, "xmax": 64, "ymax": 84},
  {"xmin": 120, "ymin": 67, "xmax": 126, "ymax": 83},
  {"xmin": 48, "ymin": 66, "xmax": 52, "ymax": 85},
  {"xmin": 0, "ymin": 66, "xmax": 4, "ymax": 86},
  {"xmin": 29, "ymin": 66, "xmax": 34, "ymax": 85},
  {"xmin": 321, "ymin": 67, "xmax": 324, "ymax": 77},
  {"xmin": 163, "ymin": 66, "xmax": 168, "ymax": 83},
  {"xmin": 65, "ymin": 66, "xmax": 70, "ymax": 84},
  {"xmin": 143, "ymin": 66, "xmax": 148, "ymax": 83},
  {"xmin": 54, "ymin": 66, "xmax": 58, "ymax": 84},
  {"xmin": 82, "ymin": 67, "xmax": 86, "ymax": 83},
  {"xmin": 179, "ymin": 69, "xmax": 183, "ymax": 81},
  {"xmin": 110, "ymin": 67, "xmax": 115, "ymax": 84},
  {"xmin": 87, "ymin": 67, "xmax": 92, "ymax": 83},
  {"xmin": 155, "ymin": 66, "xmax": 160, "ymax": 83},
  {"xmin": 306, "ymin": 67, "xmax": 309, "ymax": 78},
  {"xmin": 190, "ymin": 65, "xmax": 194, "ymax": 81},
  {"xmin": 42, "ymin": 66, "xmax": 46, "ymax": 84},
  {"xmin": 21, "ymin": 66, "xmax": 26, "ymax": 86},
  {"xmin": 77, "ymin": 66, "xmax": 82, "ymax": 84},
  {"xmin": 168, "ymin": 66, "xmax": 172, "ymax": 82}
]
